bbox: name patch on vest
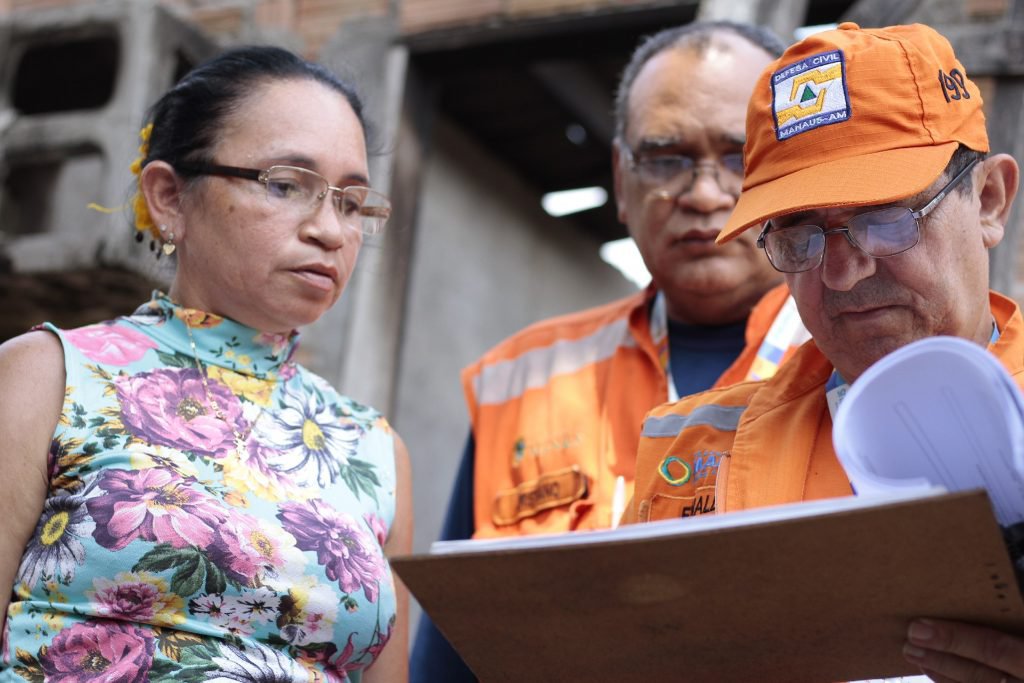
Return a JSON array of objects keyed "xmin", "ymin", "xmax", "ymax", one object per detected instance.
[
  {"xmin": 642, "ymin": 486, "xmax": 717, "ymax": 522},
  {"xmin": 682, "ymin": 491, "xmax": 716, "ymax": 517},
  {"xmin": 492, "ymin": 465, "xmax": 588, "ymax": 526}
]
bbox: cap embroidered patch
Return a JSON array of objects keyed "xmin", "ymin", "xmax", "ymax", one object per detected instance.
[{"xmin": 771, "ymin": 49, "xmax": 851, "ymax": 141}]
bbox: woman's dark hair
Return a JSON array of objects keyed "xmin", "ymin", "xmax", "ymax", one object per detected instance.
[{"xmin": 142, "ymin": 45, "xmax": 368, "ymax": 175}]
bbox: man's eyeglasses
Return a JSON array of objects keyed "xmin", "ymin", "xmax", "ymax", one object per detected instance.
[
  {"xmin": 756, "ymin": 159, "xmax": 979, "ymax": 273},
  {"xmin": 619, "ymin": 143, "xmax": 744, "ymax": 194},
  {"xmin": 176, "ymin": 163, "xmax": 391, "ymax": 236}
]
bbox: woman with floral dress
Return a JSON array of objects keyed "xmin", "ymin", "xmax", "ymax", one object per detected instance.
[{"xmin": 0, "ymin": 45, "xmax": 411, "ymax": 682}]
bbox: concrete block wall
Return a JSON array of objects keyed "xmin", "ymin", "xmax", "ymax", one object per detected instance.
[
  {"xmin": 0, "ymin": 0, "xmax": 214, "ymax": 281},
  {"xmin": 396, "ymin": 115, "xmax": 636, "ymax": 554},
  {"xmin": 2, "ymin": 0, "xmax": 391, "ymax": 58}
]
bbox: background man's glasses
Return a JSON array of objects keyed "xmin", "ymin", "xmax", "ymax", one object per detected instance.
[
  {"xmin": 177, "ymin": 163, "xmax": 391, "ymax": 235},
  {"xmin": 756, "ymin": 159, "xmax": 979, "ymax": 273},
  {"xmin": 619, "ymin": 143, "xmax": 744, "ymax": 195}
]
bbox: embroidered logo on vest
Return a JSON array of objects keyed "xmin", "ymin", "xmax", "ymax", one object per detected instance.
[
  {"xmin": 659, "ymin": 450, "xmax": 727, "ymax": 487},
  {"xmin": 693, "ymin": 450, "xmax": 725, "ymax": 481},
  {"xmin": 511, "ymin": 432, "xmax": 583, "ymax": 466},
  {"xmin": 658, "ymin": 456, "xmax": 691, "ymax": 486}
]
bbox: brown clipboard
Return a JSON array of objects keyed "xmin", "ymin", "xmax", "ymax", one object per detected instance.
[{"xmin": 393, "ymin": 490, "xmax": 1024, "ymax": 683}]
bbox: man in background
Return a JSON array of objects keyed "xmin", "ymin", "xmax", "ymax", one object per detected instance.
[{"xmin": 411, "ymin": 20, "xmax": 804, "ymax": 680}]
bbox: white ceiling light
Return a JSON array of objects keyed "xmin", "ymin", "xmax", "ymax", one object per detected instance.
[
  {"xmin": 600, "ymin": 237, "xmax": 651, "ymax": 289},
  {"xmin": 541, "ymin": 186, "xmax": 608, "ymax": 217}
]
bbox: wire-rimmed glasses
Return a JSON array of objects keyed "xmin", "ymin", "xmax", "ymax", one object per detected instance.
[
  {"xmin": 756, "ymin": 159, "xmax": 979, "ymax": 273},
  {"xmin": 618, "ymin": 142, "xmax": 745, "ymax": 196},
  {"xmin": 177, "ymin": 163, "xmax": 391, "ymax": 235}
]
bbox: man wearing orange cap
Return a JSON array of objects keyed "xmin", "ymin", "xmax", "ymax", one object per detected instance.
[{"xmin": 628, "ymin": 22, "xmax": 1024, "ymax": 680}]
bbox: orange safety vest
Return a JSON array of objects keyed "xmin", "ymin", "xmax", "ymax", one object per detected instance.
[
  {"xmin": 630, "ymin": 291, "xmax": 1024, "ymax": 523},
  {"xmin": 463, "ymin": 282, "xmax": 796, "ymax": 538}
]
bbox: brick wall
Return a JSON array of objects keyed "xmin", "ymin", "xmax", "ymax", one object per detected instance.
[
  {"xmin": 185, "ymin": 0, "xmax": 390, "ymax": 56},
  {"xmin": 398, "ymin": 0, "xmax": 662, "ymax": 34},
  {"xmin": 2, "ymin": 0, "xmax": 667, "ymax": 52}
]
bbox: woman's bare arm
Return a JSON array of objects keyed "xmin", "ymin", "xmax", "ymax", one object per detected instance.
[
  {"xmin": 364, "ymin": 433, "xmax": 412, "ymax": 683},
  {"xmin": 0, "ymin": 331, "xmax": 65, "ymax": 621}
]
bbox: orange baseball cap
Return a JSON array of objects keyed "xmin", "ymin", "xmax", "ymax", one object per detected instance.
[{"xmin": 717, "ymin": 22, "xmax": 989, "ymax": 244}]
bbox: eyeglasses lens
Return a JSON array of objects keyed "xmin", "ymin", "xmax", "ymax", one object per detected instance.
[
  {"xmin": 637, "ymin": 157, "xmax": 693, "ymax": 186},
  {"xmin": 338, "ymin": 186, "xmax": 391, "ymax": 236},
  {"xmin": 846, "ymin": 207, "xmax": 920, "ymax": 258},
  {"xmin": 634, "ymin": 153, "xmax": 744, "ymax": 190},
  {"xmin": 263, "ymin": 167, "xmax": 390, "ymax": 235},
  {"xmin": 265, "ymin": 167, "xmax": 320, "ymax": 204},
  {"xmin": 764, "ymin": 226, "xmax": 824, "ymax": 273},
  {"xmin": 765, "ymin": 208, "xmax": 920, "ymax": 273}
]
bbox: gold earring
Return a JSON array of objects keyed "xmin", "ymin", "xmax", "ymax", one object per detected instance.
[{"xmin": 161, "ymin": 225, "xmax": 176, "ymax": 256}]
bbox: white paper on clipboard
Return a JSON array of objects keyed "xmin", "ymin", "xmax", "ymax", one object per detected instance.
[{"xmin": 833, "ymin": 336, "xmax": 1024, "ymax": 526}]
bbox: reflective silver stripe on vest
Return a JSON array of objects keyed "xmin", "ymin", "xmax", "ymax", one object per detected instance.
[
  {"xmin": 474, "ymin": 318, "xmax": 634, "ymax": 405},
  {"xmin": 642, "ymin": 405, "xmax": 745, "ymax": 437}
]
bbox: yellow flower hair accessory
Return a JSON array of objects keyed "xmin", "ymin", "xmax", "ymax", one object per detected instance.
[
  {"xmin": 130, "ymin": 123, "xmax": 160, "ymax": 241},
  {"xmin": 85, "ymin": 123, "xmax": 161, "ymax": 245}
]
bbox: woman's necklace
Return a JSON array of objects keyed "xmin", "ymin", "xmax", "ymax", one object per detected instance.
[{"xmin": 183, "ymin": 318, "xmax": 252, "ymax": 447}]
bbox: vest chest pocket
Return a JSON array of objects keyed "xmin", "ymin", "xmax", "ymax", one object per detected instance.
[{"xmin": 642, "ymin": 484, "xmax": 718, "ymax": 522}]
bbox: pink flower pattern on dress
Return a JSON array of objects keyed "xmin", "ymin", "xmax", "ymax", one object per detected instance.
[
  {"xmin": 363, "ymin": 512, "xmax": 389, "ymax": 547},
  {"xmin": 114, "ymin": 367, "xmax": 247, "ymax": 457},
  {"xmin": 365, "ymin": 618, "xmax": 394, "ymax": 662},
  {"xmin": 89, "ymin": 579, "xmax": 160, "ymax": 623},
  {"xmin": 278, "ymin": 500, "xmax": 385, "ymax": 602},
  {"xmin": 87, "ymin": 467, "xmax": 225, "ymax": 550},
  {"xmin": 37, "ymin": 620, "xmax": 155, "ymax": 683},
  {"xmin": 208, "ymin": 511, "xmax": 291, "ymax": 586},
  {"xmin": 65, "ymin": 323, "xmax": 158, "ymax": 366},
  {"xmin": 296, "ymin": 633, "xmax": 363, "ymax": 683}
]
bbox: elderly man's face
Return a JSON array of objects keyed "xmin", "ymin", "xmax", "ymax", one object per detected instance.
[
  {"xmin": 613, "ymin": 34, "xmax": 782, "ymax": 325},
  {"xmin": 781, "ymin": 164, "xmax": 1000, "ymax": 382}
]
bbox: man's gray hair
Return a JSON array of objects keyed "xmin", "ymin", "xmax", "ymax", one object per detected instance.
[
  {"xmin": 946, "ymin": 145, "xmax": 987, "ymax": 196},
  {"xmin": 614, "ymin": 20, "xmax": 788, "ymax": 141}
]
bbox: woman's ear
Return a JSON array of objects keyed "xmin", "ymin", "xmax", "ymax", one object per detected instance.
[
  {"xmin": 139, "ymin": 161, "xmax": 186, "ymax": 240},
  {"xmin": 977, "ymin": 153, "xmax": 1020, "ymax": 249}
]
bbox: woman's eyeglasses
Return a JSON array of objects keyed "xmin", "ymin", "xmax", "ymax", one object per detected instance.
[
  {"xmin": 756, "ymin": 159, "xmax": 979, "ymax": 273},
  {"xmin": 177, "ymin": 163, "xmax": 391, "ymax": 236}
]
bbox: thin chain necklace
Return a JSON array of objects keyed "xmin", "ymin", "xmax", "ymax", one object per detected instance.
[{"xmin": 183, "ymin": 317, "xmax": 251, "ymax": 448}]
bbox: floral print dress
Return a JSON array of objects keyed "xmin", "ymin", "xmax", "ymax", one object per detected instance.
[{"xmin": 1, "ymin": 293, "xmax": 398, "ymax": 682}]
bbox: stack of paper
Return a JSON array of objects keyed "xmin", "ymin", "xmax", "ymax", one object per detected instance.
[{"xmin": 832, "ymin": 336, "xmax": 1024, "ymax": 526}]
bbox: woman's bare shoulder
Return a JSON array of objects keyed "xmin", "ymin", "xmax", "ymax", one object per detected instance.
[
  {"xmin": 0, "ymin": 329, "xmax": 66, "ymax": 427},
  {"xmin": 0, "ymin": 329, "xmax": 65, "ymax": 384}
]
